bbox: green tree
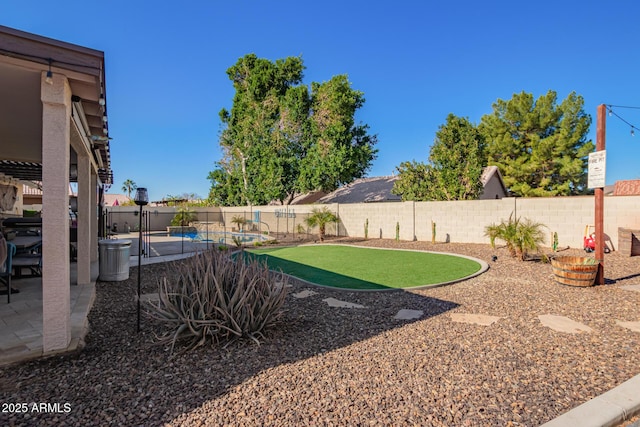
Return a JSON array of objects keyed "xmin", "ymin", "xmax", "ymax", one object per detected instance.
[
  {"xmin": 209, "ymin": 54, "xmax": 377, "ymax": 206},
  {"xmin": 392, "ymin": 114, "xmax": 485, "ymax": 201},
  {"xmin": 298, "ymin": 75, "xmax": 378, "ymax": 193},
  {"xmin": 479, "ymin": 90, "xmax": 593, "ymax": 196},
  {"xmin": 121, "ymin": 179, "xmax": 137, "ymax": 199},
  {"xmin": 391, "ymin": 161, "xmax": 430, "ymax": 201}
]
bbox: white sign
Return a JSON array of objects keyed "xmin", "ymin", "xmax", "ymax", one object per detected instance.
[{"xmin": 588, "ymin": 150, "xmax": 606, "ymax": 189}]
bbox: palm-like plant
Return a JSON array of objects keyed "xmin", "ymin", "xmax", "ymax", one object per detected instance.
[
  {"xmin": 484, "ymin": 214, "xmax": 545, "ymax": 260},
  {"xmin": 170, "ymin": 206, "xmax": 197, "ymax": 226},
  {"xmin": 304, "ymin": 207, "xmax": 338, "ymax": 242},
  {"xmin": 231, "ymin": 215, "xmax": 248, "ymax": 232},
  {"xmin": 122, "ymin": 179, "xmax": 137, "ymax": 199}
]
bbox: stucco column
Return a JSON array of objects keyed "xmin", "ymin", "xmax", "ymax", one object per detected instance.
[
  {"xmin": 76, "ymin": 152, "xmax": 91, "ymax": 285},
  {"xmin": 90, "ymin": 173, "xmax": 98, "ymax": 263},
  {"xmin": 41, "ymin": 72, "xmax": 72, "ymax": 352}
]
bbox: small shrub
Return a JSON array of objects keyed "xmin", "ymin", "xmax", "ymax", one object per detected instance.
[
  {"xmin": 484, "ymin": 213, "xmax": 546, "ymax": 261},
  {"xmin": 231, "ymin": 235, "xmax": 243, "ymax": 248},
  {"xmin": 296, "ymin": 223, "xmax": 306, "ymax": 235},
  {"xmin": 253, "ymin": 241, "xmax": 263, "ymax": 247},
  {"xmin": 147, "ymin": 248, "xmax": 288, "ymax": 355}
]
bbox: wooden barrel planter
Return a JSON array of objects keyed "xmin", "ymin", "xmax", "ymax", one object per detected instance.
[{"xmin": 550, "ymin": 256, "xmax": 598, "ymax": 287}]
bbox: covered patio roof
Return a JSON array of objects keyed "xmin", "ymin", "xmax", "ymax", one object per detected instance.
[{"xmin": 0, "ymin": 25, "xmax": 113, "ymax": 184}]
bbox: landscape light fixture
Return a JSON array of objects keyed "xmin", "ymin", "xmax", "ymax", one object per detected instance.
[
  {"xmin": 45, "ymin": 59, "xmax": 53, "ymax": 85},
  {"xmin": 134, "ymin": 187, "xmax": 149, "ymax": 332}
]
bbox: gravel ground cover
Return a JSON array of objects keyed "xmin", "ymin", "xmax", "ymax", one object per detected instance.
[{"xmin": 0, "ymin": 238, "xmax": 639, "ymax": 426}]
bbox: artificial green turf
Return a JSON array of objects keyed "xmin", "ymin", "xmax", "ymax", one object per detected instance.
[{"xmin": 244, "ymin": 245, "xmax": 481, "ymax": 290}]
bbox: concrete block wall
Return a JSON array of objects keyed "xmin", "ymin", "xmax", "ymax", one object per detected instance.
[
  {"xmin": 338, "ymin": 202, "xmax": 415, "ymax": 240},
  {"xmin": 603, "ymin": 196, "xmax": 640, "ymax": 250},
  {"xmin": 331, "ymin": 195, "xmax": 640, "ymax": 250},
  {"xmin": 219, "ymin": 205, "xmax": 320, "ymax": 236},
  {"xmin": 108, "ymin": 195, "xmax": 640, "ymax": 251}
]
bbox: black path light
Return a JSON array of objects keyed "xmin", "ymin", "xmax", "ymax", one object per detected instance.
[{"xmin": 134, "ymin": 187, "xmax": 149, "ymax": 332}]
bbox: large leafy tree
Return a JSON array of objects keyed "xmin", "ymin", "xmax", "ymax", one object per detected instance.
[
  {"xmin": 209, "ymin": 54, "xmax": 377, "ymax": 206},
  {"xmin": 392, "ymin": 114, "xmax": 485, "ymax": 201},
  {"xmin": 479, "ymin": 90, "xmax": 593, "ymax": 196},
  {"xmin": 391, "ymin": 161, "xmax": 430, "ymax": 201}
]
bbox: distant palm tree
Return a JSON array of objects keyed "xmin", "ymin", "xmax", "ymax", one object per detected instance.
[{"xmin": 122, "ymin": 179, "xmax": 137, "ymax": 199}]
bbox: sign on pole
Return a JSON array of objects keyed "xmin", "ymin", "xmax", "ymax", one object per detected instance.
[{"xmin": 588, "ymin": 150, "xmax": 606, "ymax": 189}]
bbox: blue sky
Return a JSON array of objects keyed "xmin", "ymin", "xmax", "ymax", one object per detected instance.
[{"xmin": 3, "ymin": 1, "xmax": 639, "ymax": 201}]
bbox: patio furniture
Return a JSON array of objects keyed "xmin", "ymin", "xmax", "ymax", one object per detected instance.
[
  {"xmin": 12, "ymin": 235, "xmax": 42, "ymax": 252},
  {"xmin": 1, "ymin": 237, "xmax": 17, "ymax": 303},
  {"xmin": 12, "ymin": 239, "xmax": 42, "ymax": 278}
]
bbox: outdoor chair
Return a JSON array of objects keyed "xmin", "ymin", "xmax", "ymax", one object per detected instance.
[
  {"xmin": 0, "ymin": 237, "xmax": 17, "ymax": 303},
  {"xmin": 12, "ymin": 241, "xmax": 42, "ymax": 278}
]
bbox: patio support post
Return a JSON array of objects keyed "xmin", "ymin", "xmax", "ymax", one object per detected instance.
[
  {"xmin": 76, "ymin": 152, "xmax": 91, "ymax": 285},
  {"xmin": 595, "ymin": 104, "xmax": 606, "ymax": 286},
  {"xmin": 41, "ymin": 72, "xmax": 72, "ymax": 352},
  {"xmin": 90, "ymin": 173, "xmax": 98, "ymax": 263}
]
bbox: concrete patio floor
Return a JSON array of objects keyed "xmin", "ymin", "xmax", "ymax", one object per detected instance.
[
  {"xmin": 0, "ymin": 252, "xmax": 194, "ymax": 367},
  {"xmin": 0, "ymin": 261, "xmax": 98, "ymax": 366}
]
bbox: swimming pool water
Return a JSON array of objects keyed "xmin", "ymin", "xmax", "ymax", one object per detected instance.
[{"xmin": 176, "ymin": 231, "xmax": 270, "ymax": 244}]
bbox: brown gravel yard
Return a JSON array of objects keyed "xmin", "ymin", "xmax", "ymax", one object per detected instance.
[{"xmin": 1, "ymin": 238, "xmax": 639, "ymax": 426}]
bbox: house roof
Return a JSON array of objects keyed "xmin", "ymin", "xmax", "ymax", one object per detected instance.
[
  {"xmin": 613, "ymin": 179, "xmax": 640, "ymax": 196},
  {"xmin": 304, "ymin": 166, "xmax": 508, "ymax": 205},
  {"xmin": 103, "ymin": 193, "xmax": 130, "ymax": 207},
  {"xmin": 481, "ymin": 165, "xmax": 507, "ymax": 190},
  {"xmin": 317, "ymin": 176, "xmax": 402, "ymax": 204}
]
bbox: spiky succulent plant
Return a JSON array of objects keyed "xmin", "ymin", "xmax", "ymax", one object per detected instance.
[{"xmin": 147, "ymin": 248, "xmax": 288, "ymax": 355}]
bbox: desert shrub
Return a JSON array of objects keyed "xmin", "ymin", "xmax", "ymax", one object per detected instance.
[
  {"xmin": 147, "ymin": 248, "xmax": 288, "ymax": 355},
  {"xmin": 231, "ymin": 235, "xmax": 243, "ymax": 247},
  {"xmin": 296, "ymin": 223, "xmax": 306, "ymax": 235},
  {"xmin": 484, "ymin": 214, "xmax": 546, "ymax": 261}
]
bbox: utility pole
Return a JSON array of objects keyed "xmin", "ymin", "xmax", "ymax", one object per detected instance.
[{"xmin": 595, "ymin": 104, "xmax": 606, "ymax": 286}]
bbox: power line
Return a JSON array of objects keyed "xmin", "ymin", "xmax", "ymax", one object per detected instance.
[{"xmin": 606, "ymin": 104, "xmax": 639, "ymax": 136}]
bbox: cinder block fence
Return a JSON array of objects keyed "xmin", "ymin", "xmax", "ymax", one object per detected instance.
[{"xmin": 107, "ymin": 195, "xmax": 640, "ymax": 252}]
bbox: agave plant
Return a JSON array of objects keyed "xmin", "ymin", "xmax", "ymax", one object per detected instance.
[
  {"xmin": 484, "ymin": 213, "xmax": 546, "ymax": 260},
  {"xmin": 146, "ymin": 248, "xmax": 288, "ymax": 355}
]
